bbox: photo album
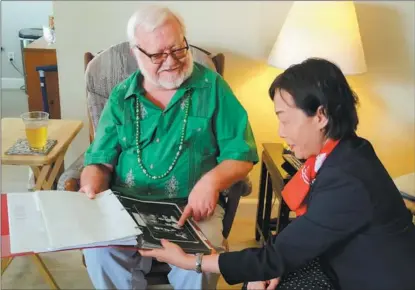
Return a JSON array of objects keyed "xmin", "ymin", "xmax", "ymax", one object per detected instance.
[{"xmin": 1, "ymin": 189, "xmax": 212, "ymax": 258}]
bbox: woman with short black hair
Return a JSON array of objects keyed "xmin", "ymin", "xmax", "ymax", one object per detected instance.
[
  {"xmin": 268, "ymin": 58, "xmax": 359, "ymax": 141},
  {"xmin": 140, "ymin": 58, "xmax": 415, "ymax": 290}
]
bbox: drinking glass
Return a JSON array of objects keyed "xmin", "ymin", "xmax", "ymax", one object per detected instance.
[{"xmin": 21, "ymin": 111, "xmax": 49, "ymax": 151}]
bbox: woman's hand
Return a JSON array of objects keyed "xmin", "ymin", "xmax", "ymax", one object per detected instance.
[
  {"xmin": 138, "ymin": 239, "xmax": 194, "ymax": 270},
  {"xmin": 247, "ymin": 281, "xmax": 267, "ymax": 290},
  {"xmin": 247, "ymin": 278, "xmax": 280, "ymax": 290}
]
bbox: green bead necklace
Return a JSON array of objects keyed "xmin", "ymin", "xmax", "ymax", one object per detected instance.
[{"xmin": 135, "ymin": 94, "xmax": 190, "ymax": 180}]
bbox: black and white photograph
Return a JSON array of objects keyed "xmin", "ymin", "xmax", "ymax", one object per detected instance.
[
  {"xmin": 134, "ymin": 206, "xmax": 199, "ymax": 243},
  {"xmin": 114, "ymin": 194, "xmax": 212, "ymax": 254}
]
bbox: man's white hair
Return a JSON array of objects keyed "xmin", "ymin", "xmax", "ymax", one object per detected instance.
[{"xmin": 127, "ymin": 5, "xmax": 186, "ymax": 47}]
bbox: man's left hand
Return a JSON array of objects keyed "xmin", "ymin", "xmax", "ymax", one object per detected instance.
[{"xmin": 178, "ymin": 176, "xmax": 219, "ymax": 226}]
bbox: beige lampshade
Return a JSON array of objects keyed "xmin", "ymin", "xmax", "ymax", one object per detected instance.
[{"xmin": 268, "ymin": 1, "xmax": 367, "ymax": 75}]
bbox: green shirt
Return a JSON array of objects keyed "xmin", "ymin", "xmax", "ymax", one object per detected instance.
[{"xmin": 84, "ymin": 63, "xmax": 258, "ymax": 200}]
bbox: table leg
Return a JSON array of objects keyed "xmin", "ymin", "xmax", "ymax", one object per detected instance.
[
  {"xmin": 1, "ymin": 257, "xmax": 13, "ymax": 275},
  {"xmin": 2, "ymin": 255, "xmax": 59, "ymax": 289},
  {"xmin": 255, "ymin": 160, "xmax": 267, "ymax": 241},
  {"xmin": 32, "ymin": 164, "xmax": 51, "ymax": 190},
  {"xmin": 27, "ymin": 151, "xmax": 66, "ymax": 289},
  {"xmin": 31, "ymin": 254, "xmax": 60, "ymax": 289},
  {"xmin": 277, "ymin": 199, "xmax": 291, "ymax": 234},
  {"xmin": 263, "ymin": 173, "xmax": 274, "ymax": 242},
  {"xmin": 31, "ymin": 150, "xmax": 65, "ymax": 190}
]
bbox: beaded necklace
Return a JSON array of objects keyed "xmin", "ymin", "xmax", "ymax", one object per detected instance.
[{"xmin": 135, "ymin": 93, "xmax": 191, "ymax": 180}]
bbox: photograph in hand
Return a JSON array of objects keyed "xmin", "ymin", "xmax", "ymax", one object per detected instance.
[
  {"xmin": 114, "ymin": 193, "xmax": 212, "ymax": 254},
  {"xmin": 134, "ymin": 205, "xmax": 199, "ymax": 243}
]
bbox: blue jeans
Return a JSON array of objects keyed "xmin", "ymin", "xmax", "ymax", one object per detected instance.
[{"xmin": 83, "ymin": 206, "xmax": 225, "ymax": 289}]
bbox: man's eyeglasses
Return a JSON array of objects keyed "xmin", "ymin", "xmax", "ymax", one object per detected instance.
[{"xmin": 136, "ymin": 38, "xmax": 189, "ymax": 64}]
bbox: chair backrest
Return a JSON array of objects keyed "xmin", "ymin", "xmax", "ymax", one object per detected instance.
[{"xmin": 84, "ymin": 41, "xmax": 224, "ymax": 143}]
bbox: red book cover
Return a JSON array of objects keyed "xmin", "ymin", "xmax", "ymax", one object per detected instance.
[{"xmin": 1, "ymin": 193, "xmax": 11, "ymax": 257}]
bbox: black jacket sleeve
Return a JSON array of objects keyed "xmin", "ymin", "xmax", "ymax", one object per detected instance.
[{"xmin": 218, "ymin": 167, "xmax": 373, "ymax": 285}]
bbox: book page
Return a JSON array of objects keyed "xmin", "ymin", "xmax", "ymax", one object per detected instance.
[
  {"xmin": 37, "ymin": 190, "xmax": 142, "ymax": 250},
  {"xmin": 7, "ymin": 193, "xmax": 50, "ymax": 253}
]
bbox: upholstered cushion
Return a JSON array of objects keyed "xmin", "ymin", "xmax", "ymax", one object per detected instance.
[
  {"xmin": 190, "ymin": 46, "xmax": 216, "ymax": 71},
  {"xmin": 87, "ymin": 91, "xmax": 109, "ymax": 136}
]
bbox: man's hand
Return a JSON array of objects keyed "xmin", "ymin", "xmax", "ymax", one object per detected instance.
[
  {"xmin": 177, "ymin": 160, "xmax": 253, "ymax": 227},
  {"xmin": 178, "ymin": 176, "xmax": 219, "ymax": 226},
  {"xmin": 247, "ymin": 278, "xmax": 280, "ymax": 290},
  {"xmin": 79, "ymin": 184, "xmax": 100, "ymax": 199},
  {"xmin": 79, "ymin": 164, "xmax": 113, "ymax": 199}
]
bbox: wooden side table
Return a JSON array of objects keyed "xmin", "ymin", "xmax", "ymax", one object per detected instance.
[
  {"xmin": 1, "ymin": 118, "xmax": 83, "ymax": 190},
  {"xmin": 255, "ymin": 143, "xmax": 293, "ymax": 243},
  {"xmin": 1, "ymin": 118, "xmax": 83, "ymax": 289},
  {"xmin": 255, "ymin": 144, "xmax": 415, "ymax": 245}
]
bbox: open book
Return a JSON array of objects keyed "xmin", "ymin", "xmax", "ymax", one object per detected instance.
[{"xmin": 3, "ymin": 189, "xmax": 212, "ymax": 257}]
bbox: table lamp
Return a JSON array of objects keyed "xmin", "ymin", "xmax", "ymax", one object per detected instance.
[{"xmin": 268, "ymin": 1, "xmax": 367, "ymax": 75}]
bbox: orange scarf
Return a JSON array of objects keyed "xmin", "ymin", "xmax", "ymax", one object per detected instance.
[{"xmin": 282, "ymin": 139, "xmax": 340, "ymax": 216}]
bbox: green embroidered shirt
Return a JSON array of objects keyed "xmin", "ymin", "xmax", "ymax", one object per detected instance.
[{"xmin": 84, "ymin": 63, "xmax": 259, "ymax": 200}]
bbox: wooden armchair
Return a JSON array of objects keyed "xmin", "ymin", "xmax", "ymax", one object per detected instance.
[{"xmin": 57, "ymin": 41, "xmax": 252, "ymax": 286}]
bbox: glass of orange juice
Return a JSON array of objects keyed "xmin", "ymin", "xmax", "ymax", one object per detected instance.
[{"xmin": 21, "ymin": 111, "xmax": 49, "ymax": 151}]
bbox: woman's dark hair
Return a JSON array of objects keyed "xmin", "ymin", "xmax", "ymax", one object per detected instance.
[{"xmin": 268, "ymin": 58, "xmax": 359, "ymax": 140}]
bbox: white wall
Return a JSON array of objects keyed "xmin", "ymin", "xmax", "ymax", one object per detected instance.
[
  {"xmin": 52, "ymin": 0, "xmax": 292, "ymax": 179},
  {"xmin": 1, "ymin": 1, "xmax": 53, "ymax": 87},
  {"xmin": 53, "ymin": 1, "xmax": 415, "ymax": 198}
]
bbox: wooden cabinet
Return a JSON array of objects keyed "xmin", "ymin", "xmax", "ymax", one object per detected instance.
[{"xmin": 23, "ymin": 37, "xmax": 61, "ymax": 119}]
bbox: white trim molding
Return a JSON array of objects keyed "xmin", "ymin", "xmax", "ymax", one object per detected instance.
[{"xmin": 1, "ymin": 78, "xmax": 24, "ymax": 89}]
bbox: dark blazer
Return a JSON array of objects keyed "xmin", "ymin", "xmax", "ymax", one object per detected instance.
[{"xmin": 219, "ymin": 136, "xmax": 415, "ymax": 290}]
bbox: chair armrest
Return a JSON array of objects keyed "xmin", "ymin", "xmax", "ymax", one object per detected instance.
[
  {"xmin": 222, "ymin": 175, "xmax": 252, "ymax": 198},
  {"xmin": 57, "ymin": 154, "xmax": 85, "ymax": 191},
  {"xmin": 65, "ymin": 178, "xmax": 80, "ymax": 192},
  {"xmin": 221, "ymin": 176, "xmax": 253, "ymax": 239}
]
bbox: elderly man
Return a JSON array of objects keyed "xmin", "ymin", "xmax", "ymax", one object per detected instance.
[{"xmin": 79, "ymin": 5, "xmax": 258, "ymax": 290}]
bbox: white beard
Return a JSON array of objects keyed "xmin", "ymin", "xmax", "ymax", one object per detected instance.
[{"xmin": 138, "ymin": 53, "xmax": 193, "ymax": 90}]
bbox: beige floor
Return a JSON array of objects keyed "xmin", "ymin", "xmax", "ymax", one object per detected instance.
[
  {"xmin": 1, "ymin": 220, "xmax": 259, "ymax": 289},
  {"xmin": 1, "ymin": 89, "xmax": 262, "ymax": 289}
]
